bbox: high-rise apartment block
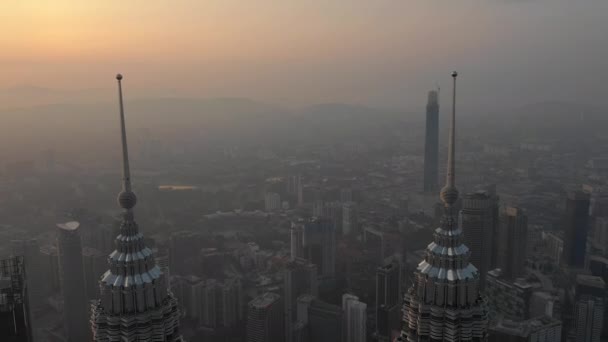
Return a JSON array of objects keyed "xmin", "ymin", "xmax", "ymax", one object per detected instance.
[
  {"xmin": 246, "ymin": 292, "xmax": 284, "ymax": 342},
  {"xmin": 574, "ymin": 296, "xmax": 604, "ymax": 342},
  {"xmin": 342, "ymin": 294, "xmax": 367, "ymax": 342}
]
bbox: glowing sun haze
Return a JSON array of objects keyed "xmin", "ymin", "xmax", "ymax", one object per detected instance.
[{"xmin": 1, "ymin": 0, "xmax": 607, "ymax": 107}]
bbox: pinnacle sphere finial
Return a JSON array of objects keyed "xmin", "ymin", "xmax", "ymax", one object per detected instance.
[
  {"xmin": 116, "ymin": 74, "xmax": 123, "ymax": 81},
  {"xmin": 440, "ymin": 186, "xmax": 459, "ymax": 207},
  {"xmin": 452, "ymin": 71, "xmax": 458, "ymax": 78},
  {"xmin": 118, "ymin": 190, "xmax": 137, "ymax": 210}
]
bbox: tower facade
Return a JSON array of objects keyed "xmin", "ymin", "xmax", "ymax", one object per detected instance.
[
  {"xmin": 461, "ymin": 191, "xmax": 496, "ymax": 288},
  {"xmin": 342, "ymin": 294, "xmax": 367, "ymax": 342},
  {"xmin": 57, "ymin": 221, "xmax": 90, "ymax": 341},
  {"xmin": 562, "ymin": 190, "xmax": 591, "ymax": 268},
  {"xmin": 90, "ymin": 74, "xmax": 182, "ymax": 341},
  {"xmin": 574, "ymin": 296, "xmax": 603, "ymax": 342},
  {"xmin": 400, "ymin": 72, "xmax": 488, "ymax": 342},
  {"xmin": 11, "ymin": 239, "xmax": 48, "ymax": 316},
  {"xmin": 376, "ymin": 261, "xmax": 402, "ymax": 341},
  {"xmin": 423, "ymin": 90, "xmax": 439, "ymax": 193},
  {"xmin": 0, "ymin": 256, "xmax": 33, "ymax": 342},
  {"xmin": 285, "ymin": 258, "xmax": 318, "ymax": 342},
  {"xmin": 497, "ymin": 207, "xmax": 528, "ymax": 280},
  {"xmin": 342, "ymin": 202, "xmax": 359, "ymax": 236},
  {"xmin": 291, "ymin": 217, "xmax": 336, "ymax": 278},
  {"xmin": 246, "ymin": 292, "xmax": 284, "ymax": 342}
]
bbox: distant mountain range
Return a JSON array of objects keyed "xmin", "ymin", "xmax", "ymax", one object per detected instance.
[{"xmin": 0, "ymin": 90, "xmax": 606, "ymax": 162}]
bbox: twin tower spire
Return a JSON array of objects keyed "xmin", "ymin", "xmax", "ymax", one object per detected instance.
[
  {"xmin": 90, "ymin": 74, "xmax": 183, "ymax": 341},
  {"xmin": 440, "ymin": 71, "xmax": 459, "ymax": 225},
  {"xmin": 113, "ymin": 71, "xmax": 460, "ymax": 216},
  {"xmin": 115, "ymin": 74, "xmax": 137, "ymax": 214}
]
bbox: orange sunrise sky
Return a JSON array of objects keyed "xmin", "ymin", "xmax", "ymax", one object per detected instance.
[{"xmin": 1, "ymin": 0, "xmax": 607, "ymax": 107}]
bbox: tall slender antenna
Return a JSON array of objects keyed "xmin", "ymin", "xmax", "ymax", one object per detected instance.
[
  {"xmin": 116, "ymin": 74, "xmax": 137, "ymax": 211},
  {"xmin": 440, "ymin": 71, "xmax": 459, "ymax": 212}
]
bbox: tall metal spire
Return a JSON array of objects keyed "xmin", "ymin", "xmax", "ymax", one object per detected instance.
[
  {"xmin": 440, "ymin": 71, "xmax": 459, "ymax": 211},
  {"xmin": 92, "ymin": 74, "xmax": 183, "ymax": 342},
  {"xmin": 400, "ymin": 72, "xmax": 488, "ymax": 342},
  {"xmin": 115, "ymin": 74, "xmax": 137, "ymax": 211}
]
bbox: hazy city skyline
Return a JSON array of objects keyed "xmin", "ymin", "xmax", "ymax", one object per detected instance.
[
  {"xmin": 2, "ymin": 0, "xmax": 608, "ymax": 110},
  {"xmin": 2, "ymin": 2, "xmax": 608, "ymax": 341}
]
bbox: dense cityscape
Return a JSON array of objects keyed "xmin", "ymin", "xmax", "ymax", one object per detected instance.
[
  {"xmin": 1, "ymin": 69, "xmax": 606, "ymax": 342},
  {"xmin": 2, "ymin": 2, "xmax": 608, "ymax": 342}
]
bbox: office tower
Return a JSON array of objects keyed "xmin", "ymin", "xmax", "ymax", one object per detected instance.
[
  {"xmin": 285, "ymin": 258, "xmax": 318, "ymax": 342},
  {"xmin": 246, "ymin": 292, "xmax": 284, "ymax": 342},
  {"xmin": 461, "ymin": 191, "xmax": 496, "ymax": 288},
  {"xmin": 342, "ymin": 201, "xmax": 359, "ymax": 236},
  {"xmin": 296, "ymin": 294, "xmax": 343, "ymax": 342},
  {"xmin": 11, "ymin": 239, "xmax": 48, "ymax": 314},
  {"xmin": 91, "ymin": 74, "xmax": 182, "ymax": 341},
  {"xmin": 0, "ymin": 256, "xmax": 33, "ymax": 342},
  {"xmin": 264, "ymin": 192, "xmax": 281, "ymax": 212},
  {"xmin": 400, "ymin": 72, "xmax": 488, "ymax": 342},
  {"xmin": 591, "ymin": 217, "xmax": 608, "ymax": 255},
  {"xmin": 376, "ymin": 261, "xmax": 401, "ymax": 341},
  {"xmin": 489, "ymin": 316, "xmax": 562, "ymax": 342},
  {"xmin": 576, "ymin": 275, "xmax": 606, "ymax": 299},
  {"xmin": 57, "ymin": 221, "xmax": 90, "ymax": 341},
  {"xmin": 82, "ymin": 247, "xmax": 106, "ymax": 300},
  {"xmin": 342, "ymin": 294, "xmax": 367, "ymax": 342},
  {"xmin": 423, "ymin": 89, "xmax": 439, "ymax": 193},
  {"xmin": 364, "ymin": 227, "xmax": 387, "ymax": 263},
  {"xmin": 574, "ymin": 296, "xmax": 603, "ymax": 342},
  {"xmin": 497, "ymin": 207, "xmax": 528, "ymax": 280},
  {"xmin": 39, "ymin": 244, "xmax": 61, "ymax": 293},
  {"xmin": 562, "ymin": 190, "xmax": 591, "ymax": 268},
  {"xmin": 291, "ymin": 217, "xmax": 336, "ymax": 278},
  {"xmin": 485, "ymin": 269, "xmax": 534, "ymax": 320}
]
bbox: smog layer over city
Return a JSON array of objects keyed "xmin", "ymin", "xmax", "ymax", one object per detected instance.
[{"xmin": 1, "ymin": 1, "xmax": 607, "ymax": 342}]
